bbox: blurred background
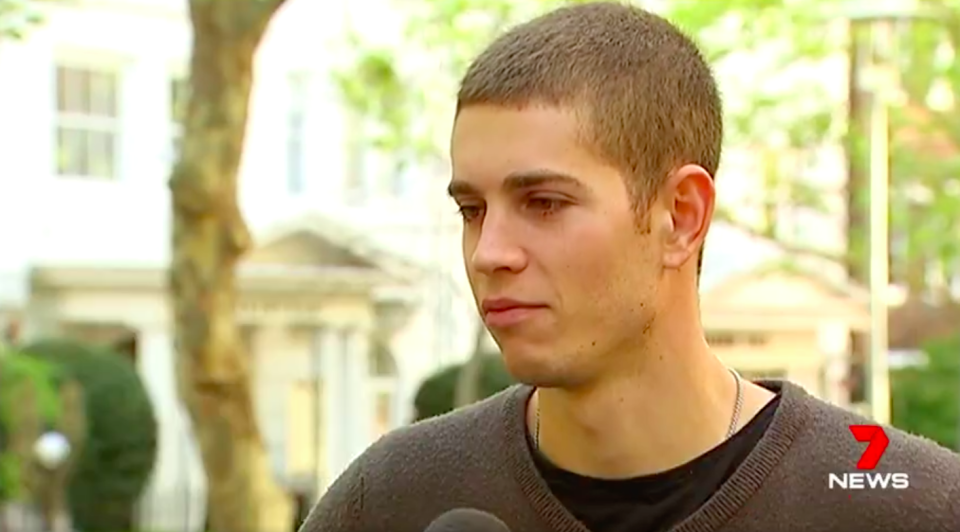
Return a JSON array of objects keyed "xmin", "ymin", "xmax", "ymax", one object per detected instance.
[{"xmin": 0, "ymin": 0, "xmax": 957, "ymax": 531}]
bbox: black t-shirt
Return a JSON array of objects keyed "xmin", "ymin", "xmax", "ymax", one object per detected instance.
[{"xmin": 532, "ymin": 395, "xmax": 781, "ymax": 532}]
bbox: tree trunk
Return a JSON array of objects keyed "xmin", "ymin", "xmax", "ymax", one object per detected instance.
[
  {"xmin": 904, "ymin": 203, "xmax": 927, "ymax": 294},
  {"xmin": 454, "ymin": 318, "xmax": 488, "ymax": 408},
  {"xmin": 845, "ymin": 21, "xmax": 872, "ymax": 403},
  {"xmin": 168, "ymin": 2, "xmax": 290, "ymax": 532},
  {"xmin": 846, "ymin": 22, "xmax": 871, "ymax": 287}
]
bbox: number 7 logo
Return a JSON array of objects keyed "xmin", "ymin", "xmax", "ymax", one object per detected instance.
[{"xmin": 849, "ymin": 425, "xmax": 889, "ymax": 470}]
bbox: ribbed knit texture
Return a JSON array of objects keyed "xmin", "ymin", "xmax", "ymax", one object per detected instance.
[{"xmin": 301, "ymin": 381, "xmax": 960, "ymax": 532}]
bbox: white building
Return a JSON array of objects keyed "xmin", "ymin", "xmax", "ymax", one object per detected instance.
[{"xmin": 0, "ymin": 0, "xmax": 479, "ymax": 530}]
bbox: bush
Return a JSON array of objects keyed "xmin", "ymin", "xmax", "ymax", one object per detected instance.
[
  {"xmin": 0, "ymin": 350, "xmax": 65, "ymax": 502},
  {"xmin": 413, "ymin": 355, "xmax": 514, "ymax": 421},
  {"xmin": 891, "ymin": 335, "xmax": 960, "ymax": 451},
  {"xmin": 21, "ymin": 338, "xmax": 158, "ymax": 532}
]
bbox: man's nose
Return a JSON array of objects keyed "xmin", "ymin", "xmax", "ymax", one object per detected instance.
[{"xmin": 470, "ymin": 214, "xmax": 527, "ymax": 275}]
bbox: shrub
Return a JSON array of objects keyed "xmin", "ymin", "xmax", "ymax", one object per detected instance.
[
  {"xmin": 0, "ymin": 350, "xmax": 64, "ymax": 502},
  {"xmin": 21, "ymin": 338, "xmax": 158, "ymax": 532},
  {"xmin": 891, "ymin": 334, "xmax": 960, "ymax": 450},
  {"xmin": 413, "ymin": 355, "xmax": 514, "ymax": 421}
]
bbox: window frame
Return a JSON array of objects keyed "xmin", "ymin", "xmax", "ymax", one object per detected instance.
[
  {"xmin": 53, "ymin": 62, "xmax": 123, "ymax": 180},
  {"xmin": 287, "ymin": 72, "xmax": 310, "ymax": 196}
]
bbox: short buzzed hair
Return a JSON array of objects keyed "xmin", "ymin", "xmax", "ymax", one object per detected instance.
[{"xmin": 456, "ymin": 2, "xmax": 722, "ymax": 274}]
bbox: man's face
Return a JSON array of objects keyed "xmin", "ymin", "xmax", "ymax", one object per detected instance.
[{"xmin": 448, "ymin": 105, "xmax": 665, "ymax": 388}]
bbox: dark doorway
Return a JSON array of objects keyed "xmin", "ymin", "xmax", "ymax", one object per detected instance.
[{"xmin": 292, "ymin": 489, "xmax": 314, "ymax": 532}]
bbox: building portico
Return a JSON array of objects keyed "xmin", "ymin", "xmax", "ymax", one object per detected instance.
[{"xmin": 16, "ymin": 218, "xmax": 423, "ymax": 532}]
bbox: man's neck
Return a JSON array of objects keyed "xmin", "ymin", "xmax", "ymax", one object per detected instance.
[{"xmin": 529, "ymin": 315, "xmax": 773, "ymax": 479}]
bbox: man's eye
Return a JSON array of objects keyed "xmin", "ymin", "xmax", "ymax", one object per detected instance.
[
  {"xmin": 456, "ymin": 205, "xmax": 482, "ymax": 221},
  {"xmin": 527, "ymin": 197, "xmax": 566, "ymax": 214}
]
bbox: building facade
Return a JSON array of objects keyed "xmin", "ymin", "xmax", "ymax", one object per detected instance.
[{"xmin": 0, "ymin": 1, "xmax": 476, "ymax": 529}]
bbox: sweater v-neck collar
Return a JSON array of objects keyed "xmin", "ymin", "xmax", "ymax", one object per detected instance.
[{"xmin": 501, "ymin": 380, "xmax": 813, "ymax": 532}]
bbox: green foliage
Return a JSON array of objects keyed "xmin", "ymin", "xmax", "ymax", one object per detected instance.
[
  {"xmin": 891, "ymin": 335, "xmax": 960, "ymax": 450},
  {"xmin": 414, "ymin": 355, "xmax": 514, "ymax": 421},
  {"xmin": 0, "ymin": 0, "xmax": 45, "ymax": 40},
  {"xmin": 0, "ymin": 350, "xmax": 63, "ymax": 501},
  {"xmin": 335, "ymin": 0, "xmax": 960, "ymax": 287},
  {"xmin": 332, "ymin": 0, "xmax": 592, "ymax": 159},
  {"xmin": 0, "ymin": 350, "xmax": 62, "ymax": 426},
  {"xmin": 0, "ymin": 453, "xmax": 18, "ymax": 500},
  {"xmin": 671, "ymin": 0, "xmax": 960, "ymax": 275},
  {"xmin": 885, "ymin": 3, "xmax": 960, "ymax": 276},
  {"xmin": 335, "ymin": 0, "xmax": 846, "ymax": 246},
  {"xmin": 664, "ymin": 0, "xmax": 848, "ymax": 245},
  {"xmin": 21, "ymin": 338, "xmax": 158, "ymax": 532}
]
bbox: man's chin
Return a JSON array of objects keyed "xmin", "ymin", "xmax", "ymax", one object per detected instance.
[{"xmin": 500, "ymin": 346, "xmax": 567, "ymax": 388}]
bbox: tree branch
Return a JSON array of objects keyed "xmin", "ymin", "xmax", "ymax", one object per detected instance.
[
  {"xmin": 713, "ymin": 210, "xmax": 844, "ymax": 264},
  {"xmin": 188, "ymin": 0, "xmax": 287, "ymax": 43}
]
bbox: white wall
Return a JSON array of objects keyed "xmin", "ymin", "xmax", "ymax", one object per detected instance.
[
  {"xmin": 0, "ymin": 0, "xmax": 480, "ymax": 362},
  {"xmin": 0, "ymin": 3, "xmax": 478, "ymax": 530},
  {"xmin": 0, "ymin": 0, "xmax": 451, "ymax": 258}
]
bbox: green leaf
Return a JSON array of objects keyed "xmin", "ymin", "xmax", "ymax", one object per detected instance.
[{"xmin": 0, "ymin": 0, "xmax": 47, "ymax": 41}]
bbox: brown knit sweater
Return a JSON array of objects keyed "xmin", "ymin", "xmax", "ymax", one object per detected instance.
[{"xmin": 301, "ymin": 381, "xmax": 960, "ymax": 532}]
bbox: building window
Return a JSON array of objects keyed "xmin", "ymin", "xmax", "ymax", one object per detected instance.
[
  {"xmin": 170, "ymin": 77, "xmax": 189, "ymax": 161},
  {"xmin": 705, "ymin": 333, "xmax": 736, "ymax": 347},
  {"xmin": 55, "ymin": 65, "xmax": 120, "ymax": 179},
  {"xmin": 369, "ymin": 342, "xmax": 398, "ymax": 438},
  {"xmin": 343, "ymin": 112, "xmax": 367, "ymax": 204},
  {"xmin": 738, "ymin": 369, "xmax": 787, "ymax": 381},
  {"xmin": 705, "ymin": 331, "xmax": 769, "ymax": 347},
  {"xmin": 369, "ymin": 343, "xmax": 396, "ymax": 377},
  {"xmin": 374, "ymin": 393, "xmax": 392, "ymax": 437},
  {"xmin": 386, "ymin": 162, "xmax": 412, "ymax": 198},
  {"xmin": 239, "ymin": 324, "xmax": 255, "ymax": 358},
  {"xmin": 344, "ymin": 113, "xmax": 410, "ymax": 203},
  {"xmin": 287, "ymin": 74, "xmax": 308, "ymax": 195},
  {"xmin": 746, "ymin": 333, "xmax": 769, "ymax": 346}
]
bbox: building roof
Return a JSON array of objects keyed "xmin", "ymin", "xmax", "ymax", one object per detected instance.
[
  {"xmin": 700, "ymin": 222, "xmax": 854, "ymax": 296},
  {"xmin": 888, "ymin": 297, "xmax": 960, "ymax": 350},
  {"xmin": 253, "ymin": 211, "xmax": 429, "ymax": 283},
  {"xmin": 703, "ymin": 223, "xmax": 960, "ymax": 349}
]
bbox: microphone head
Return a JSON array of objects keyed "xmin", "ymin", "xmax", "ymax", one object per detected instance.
[{"xmin": 423, "ymin": 508, "xmax": 512, "ymax": 532}]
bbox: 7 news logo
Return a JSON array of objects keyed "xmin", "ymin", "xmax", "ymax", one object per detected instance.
[{"xmin": 827, "ymin": 425, "xmax": 910, "ymax": 490}]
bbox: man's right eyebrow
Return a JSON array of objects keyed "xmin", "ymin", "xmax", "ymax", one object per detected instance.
[{"xmin": 446, "ymin": 180, "xmax": 477, "ymax": 198}]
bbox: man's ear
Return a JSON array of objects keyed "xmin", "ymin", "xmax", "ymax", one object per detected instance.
[{"xmin": 660, "ymin": 164, "xmax": 715, "ymax": 270}]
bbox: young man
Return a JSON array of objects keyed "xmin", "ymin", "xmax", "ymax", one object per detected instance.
[{"xmin": 302, "ymin": 3, "xmax": 960, "ymax": 531}]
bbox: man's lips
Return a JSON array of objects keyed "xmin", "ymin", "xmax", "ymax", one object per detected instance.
[
  {"xmin": 481, "ymin": 298, "xmax": 546, "ymax": 314},
  {"xmin": 481, "ymin": 298, "xmax": 547, "ymax": 327}
]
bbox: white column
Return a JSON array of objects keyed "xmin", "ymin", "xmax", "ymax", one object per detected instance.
[
  {"xmin": 19, "ymin": 298, "xmax": 61, "ymax": 342},
  {"xmin": 251, "ymin": 324, "xmax": 287, "ymax": 476},
  {"xmin": 136, "ymin": 325, "xmax": 207, "ymax": 532},
  {"xmin": 344, "ymin": 327, "xmax": 372, "ymax": 463},
  {"xmin": 818, "ymin": 321, "xmax": 851, "ymax": 406},
  {"xmin": 317, "ymin": 326, "xmax": 346, "ymax": 487},
  {"xmin": 305, "ymin": 327, "xmax": 324, "ymax": 498}
]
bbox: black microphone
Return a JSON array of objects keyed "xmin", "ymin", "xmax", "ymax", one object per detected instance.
[{"xmin": 422, "ymin": 508, "xmax": 512, "ymax": 532}]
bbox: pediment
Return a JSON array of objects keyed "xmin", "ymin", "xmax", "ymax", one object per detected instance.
[
  {"xmin": 705, "ymin": 272, "xmax": 826, "ymax": 308},
  {"xmin": 245, "ymin": 230, "xmax": 377, "ymax": 270},
  {"xmin": 702, "ymin": 269, "xmax": 867, "ymax": 321}
]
